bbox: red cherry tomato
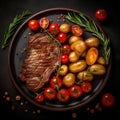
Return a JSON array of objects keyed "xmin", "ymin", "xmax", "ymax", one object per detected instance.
[
  {"xmin": 49, "ymin": 23, "xmax": 60, "ymax": 35},
  {"xmin": 57, "ymin": 32, "xmax": 67, "ymax": 43},
  {"xmin": 62, "ymin": 44, "xmax": 71, "ymax": 55},
  {"xmin": 69, "ymin": 85, "xmax": 83, "ymax": 98},
  {"xmin": 71, "ymin": 25, "xmax": 83, "ymax": 37},
  {"xmin": 95, "ymin": 8, "xmax": 107, "ymax": 21},
  {"xmin": 57, "ymin": 88, "xmax": 70, "ymax": 102},
  {"xmin": 39, "ymin": 17, "xmax": 49, "ymax": 29},
  {"xmin": 44, "ymin": 87, "xmax": 56, "ymax": 100},
  {"xmin": 81, "ymin": 82, "xmax": 92, "ymax": 93},
  {"xmin": 101, "ymin": 93, "xmax": 115, "ymax": 107},
  {"xmin": 60, "ymin": 54, "xmax": 69, "ymax": 63},
  {"xmin": 35, "ymin": 93, "xmax": 44, "ymax": 102},
  {"xmin": 28, "ymin": 19, "xmax": 39, "ymax": 31},
  {"xmin": 50, "ymin": 76, "xmax": 63, "ymax": 90}
]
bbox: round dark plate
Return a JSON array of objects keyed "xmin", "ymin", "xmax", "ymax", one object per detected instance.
[{"xmin": 8, "ymin": 8, "xmax": 112, "ymax": 111}]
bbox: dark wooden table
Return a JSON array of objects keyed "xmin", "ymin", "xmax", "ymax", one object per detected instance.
[{"xmin": 0, "ymin": 0, "xmax": 120, "ymax": 119}]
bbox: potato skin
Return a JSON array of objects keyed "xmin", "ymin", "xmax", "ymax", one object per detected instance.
[
  {"xmin": 86, "ymin": 47, "xmax": 99, "ymax": 65},
  {"xmin": 77, "ymin": 71, "xmax": 94, "ymax": 82},
  {"xmin": 63, "ymin": 73, "xmax": 75, "ymax": 87},
  {"xmin": 97, "ymin": 56, "xmax": 106, "ymax": 65},
  {"xmin": 69, "ymin": 60, "xmax": 87, "ymax": 73},
  {"xmin": 69, "ymin": 36, "xmax": 83, "ymax": 45},
  {"xmin": 59, "ymin": 65, "xmax": 68, "ymax": 76},
  {"xmin": 69, "ymin": 51, "xmax": 79, "ymax": 62},
  {"xmin": 85, "ymin": 37, "xmax": 100, "ymax": 47},
  {"xmin": 71, "ymin": 40, "xmax": 87, "ymax": 56},
  {"xmin": 89, "ymin": 64, "xmax": 106, "ymax": 75}
]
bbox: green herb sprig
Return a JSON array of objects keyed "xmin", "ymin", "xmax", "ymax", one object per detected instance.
[
  {"xmin": 66, "ymin": 12, "xmax": 110, "ymax": 65},
  {"xmin": 44, "ymin": 29, "xmax": 62, "ymax": 78},
  {"xmin": 1, "ymin": 10, "xmax": 32, "ymax": 49}
]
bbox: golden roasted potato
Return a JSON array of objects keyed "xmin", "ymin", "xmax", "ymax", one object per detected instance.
[
  {"xmin": 89, "ymin": 64, "xmax": 106, "ymax": 75},
  {"xmin": 59, "ymin": 65, "xmax": 68, "ymax": 76},
  {"xmin": 97, "ymin": 56, "xmax": 106, "ymax": 65},
  {"xmin": 69, "ymin": 60, "xmax": 87, "ymax": 73},
  {"xmin": 69, "ymin": 51, "xmax": 79, "ymax": 62},
  {"xmin": 77, "ymin": 71, "xmax": 94, "ymax": 82},
  {"xmin": 85, "ymin": 37, "xmax": 100, "ymax": 47},
  {"xmin": 69, "ymin": 36, "xmax": 83, "ymax": 44},
  {"xmin": 86, "ymin": 47, "xmax": 99, "ymax": 65},
  {"xmin": 63, "ymin": 73, "xmax": 75, "ymax": 87},
  {"xmin": 71, "ymin": 40, "xmax": 87, "ymax": 56}
]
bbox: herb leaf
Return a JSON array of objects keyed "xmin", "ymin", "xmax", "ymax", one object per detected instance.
[
  {"xmin": 66, "ymin": 12, "xmax": 111, "ymax": 64},
  {"xmin": 1, "ymin": 10, "xmax": 32, "ymax": 49}
]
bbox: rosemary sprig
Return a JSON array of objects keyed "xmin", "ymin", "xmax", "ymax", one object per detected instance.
[
  {"xmin": 66, "ymin": 12, "xmax": 111, "ymax": 65},
  {"xmin": 44, "ymin": 30, "xmax": 62, "ymax": 78},
  {"xmin": 1, "ymin": 10, "xmax": 32, "ymax": 49},
  {"xmin": 44, "ymin": 29, "xmax": 62, "ymax": 50}
]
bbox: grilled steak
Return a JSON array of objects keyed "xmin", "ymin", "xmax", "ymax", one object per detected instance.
[{"xmin": 20, "ymin": 33, "xmax": 60, "ymax": 92}]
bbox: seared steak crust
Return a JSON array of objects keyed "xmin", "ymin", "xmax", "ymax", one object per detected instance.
[{"xmin": 20, "ymin": 33, "xmax": 60, "ymax": 92}]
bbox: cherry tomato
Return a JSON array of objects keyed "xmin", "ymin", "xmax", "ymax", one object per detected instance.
[
  {"xmin": 81, "ymin": 82, "xmax": 92, "ymax": 93},
  {"xmin": 57, "ymin": 88, "xmax": 70, "ymax": 102},
  {"xmin": 69, "ymin": 85, "xmax": 83, "ymax": 98},
  {"xmin": 49, "ymin": 23, "xmax": 60, "ymax": 35},
  {"xmin": 44, "ymin": 87, "xmax": 56, "ymax": 100},
  {"xmin": 39, "ymin": 17, "xmax": 49, "ymax": 29},
  {"xmin": 60, "ymin": 54, "xmax": 69, "ymax": 63},
  {"xmin": 35, "ymin": 93, "xmax": 44, "ymax": 102},
  {"xmin": 95, "ymin": 8, "xmax": 107, "ymax": 21},
  {"xmin": 101, "ymin": 93, "xmax": 115, "ymax": 107},
  {"xmin": 50, "ymin": 76, "xmax": 63, "ymax": 90},
  {"xmin": 28, "ymin": 19, "xmax": 39, "ymax": 31},
  {"xmin": 62, "ymin": 44, "xmax": 71, "ymax": 55},
  {"xmin": 71, "ymin": 25, "xmax": 83, "ymax": 37},
  {"xmin": 57, "ymin": 32, "xmax": 67, "ymax": 43}
]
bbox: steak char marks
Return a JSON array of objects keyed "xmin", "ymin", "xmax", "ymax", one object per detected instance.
[{"xmin": 20, "ymin": 33, "xmax": 60, "ymax": 92}]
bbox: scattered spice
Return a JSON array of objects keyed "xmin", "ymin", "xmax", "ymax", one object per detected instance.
[
  {"xmin": 28, "ymin": 32, "xmax": 32, "ymax": 35},
  {"xmin": 15, "ymin": 95, "xmax": 21, "ymax": 101},
  {"xmin": 24, "ymin": 34, "xmax": 27, "ymax": 38},
  {"xmin": 20, "ymin": 102, "xmax": 24, "ymax": 106},
  {"xmin": 62, "ymin": 18, "xmax": 66, "ymax": 22},
  {"xmin": 36, "ymin": 109, "xmax": 41, "ymax": 114},
  {"xmin": 57, "ymin": 14, "xmax": 61, "ymax": 19},
  {"xmin": 6, "ymin": 96, "xmax": 11, "ymax": 102},
  {"xmin": 2, "ymin": 90, "xmax": 43, "ymax": 115},
  {"xmin": 4, "ymin": 91, "xmax": 9, "ymax": 96},
  {"xmin": 21, "ymin": 48, "xmax": 27, "ymax": 54},
  {"xmin": 57, "ymin": 19, "xmax": 60, "ymax": 22},
  {"xmin": 86, "ymin": 102, "xmax": 103, "ymax": 114},
  {"xmin": 72, "ymin": 112, "xmax": 77, "ymax": 118},
  {"xmin": 56, "ymin": 13, "xmax": 66, "ymax": 23},
  {"xmin": 95, "ymin": 102, "xmax": 100, "ymax": 109}
]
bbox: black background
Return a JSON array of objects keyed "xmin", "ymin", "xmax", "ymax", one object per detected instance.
[{"xmin": 0, "ymin": 0, "xmax": 120, "ymax": 120}]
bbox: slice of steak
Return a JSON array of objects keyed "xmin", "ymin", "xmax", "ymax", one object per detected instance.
[{"xmin": 20, "ymin": 32, "xmax": 60, "ymax": 92}]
